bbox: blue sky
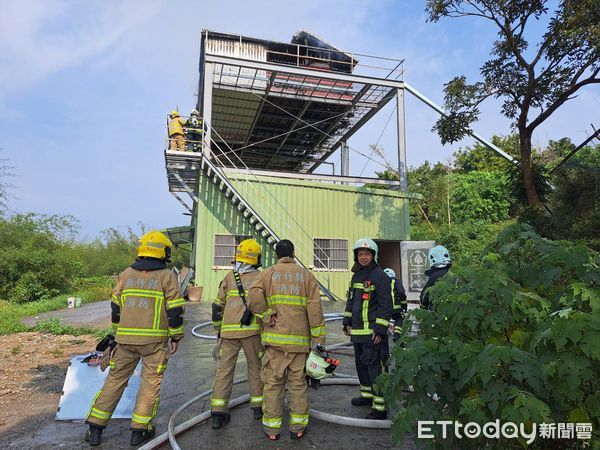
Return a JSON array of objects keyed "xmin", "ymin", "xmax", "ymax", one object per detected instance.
[{"xmin": 0, "ymin": 0, "xmax": 598, "ymax": 238}]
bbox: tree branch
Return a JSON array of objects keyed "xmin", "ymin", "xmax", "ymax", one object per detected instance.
[{"xmin": 527, "ymin": 72, "xmax": 600, "ymax": 132}]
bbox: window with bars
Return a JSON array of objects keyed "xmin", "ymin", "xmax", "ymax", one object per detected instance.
[
  {"xmin": 313, "ymin": 238, "xmax": 348, "ymax": 270},
  {"xmin": 213, "ymin": 234, "xmax": 251, "ymax": 267}
]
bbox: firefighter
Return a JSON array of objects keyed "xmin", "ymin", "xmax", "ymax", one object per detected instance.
[
  {"xmin": 248, "ymin": 239, "xmax": 326, "ymax": 441},
  {"xmin": 420, "ymin": 245, "xmax": 452, "ymax": 310},
  {"xmin": 85, "ymin": 231, "xmax": 184, "ymax": 447},
  {"xmin": 210, "ymin": 239, "xmax": 264, "ymax": 428},
  {"xmin": 185, "ymin": 108, "xmax": 204, "ymax": 152},
  {"xmin": 168, "ymin": 110, "xmax": 187, "ymax": 151},
  {"xmin": 383, "ymin": 268, "xmax": 407, "ymax": 341},
  {"xmin": 342, "ymin": 238, "xmax": 392, "ymax": 420}
]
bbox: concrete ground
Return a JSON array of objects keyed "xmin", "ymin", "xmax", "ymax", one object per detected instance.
[{"xmin": 3, "ymin": 302, "xmax": 417, "ymax": 449}]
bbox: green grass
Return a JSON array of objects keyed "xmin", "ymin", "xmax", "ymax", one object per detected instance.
[{"xmin": 0, "ymin": 277, "xmax": 113, "ymax": 337}]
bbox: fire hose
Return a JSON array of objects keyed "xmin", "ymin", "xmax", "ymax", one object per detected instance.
[{"xmin": 138, "ymin": 314, "xmax": 392, "ymax": 450}]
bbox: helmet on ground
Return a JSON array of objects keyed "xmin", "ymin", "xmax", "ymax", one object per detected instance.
[
  {"xmin": 235, "ymin": 239, "xmax": 262, "ymax": 266},
  {"xmin": 352, "ymin": 237, "xmax": 378, "ymax": 261},
  {"xmin": 428, "ymin": 245, "xmax": 451, "ymax": 267},
  {"xmin": 383, "ymin": 268, "xmax": 396, "ymax": 279},
  {"xmin": 306, "ymin": 345, "xmax": 339, "ymax": 380},
  {"xmin": 169, "ymin": 110, "xmax": 180, "ymax": 118},
  {"xmin": 137, "ymin": 231, "xmax": 173, "ymax": 261}
]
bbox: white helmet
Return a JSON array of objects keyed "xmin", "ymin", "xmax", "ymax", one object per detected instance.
[
  {"xmin": 306, "ymin": 345, "xmax": 339, "ymax": 380},
  {"xmin": 383, "ymin": 268, "xmax": 396, "ymax": 278}
]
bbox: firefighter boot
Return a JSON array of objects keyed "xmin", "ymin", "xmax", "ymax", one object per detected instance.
[
  {"xmin": 252, "ymin": 407, "xmax": 262, "ymax": 420},
  {"xmin": 85, "ymin": 424, "xmax": 103, "ymax": 447},
  {"xmin": 351, "ymin": 397, "xmax": 372, "ymax": 406},
  {"xmin": 365, "ymin": 410, "xmax": 387, "ymax": 420},
  {"xmin": 211, "ymin": 412, "xmax": 230, "ymax": 429},
  {"xmin": 130, "ymin": 427, "xmax": 156, "ymax": 446}
]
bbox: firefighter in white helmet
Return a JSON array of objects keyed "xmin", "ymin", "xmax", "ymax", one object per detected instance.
[
  {"xmin": 343, "ymin": 237, "xmax": 392, "ymax": 420},
  {"xmin": 210, "ymin": 239, "xmax": 264, "ymax": 428}
]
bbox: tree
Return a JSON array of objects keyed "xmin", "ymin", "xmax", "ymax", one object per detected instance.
[
  {"xmin": 453, "ymin": 134, "xmax": 519, "ymax": 173},
  {"xmin": 427, "ymin": 0, "xmax": 600, "ymax": 206}
]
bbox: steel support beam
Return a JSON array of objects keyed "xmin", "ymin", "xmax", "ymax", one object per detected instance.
[
  {"xmin": 341, "ymin": 142, "xmax": 349, "ymax": 177},
  {"xmin": 403, "ymin": 81, "xmax": 516, "ymax": 162},
  {"xmin": 170, "ymin": 192, "xmax": 193, "ymax": 214},
  {"xmin": 396, "ymin": 88, "xmax": 408, "ymax": 191},
  {"xmin": 173, "ymin": 173, "xmax": 200, "ymax": 204},
  {"xmin": 205, "ymin": 54, "xmax": 405, "ymax": 89},
  {"xmin": 202, "ymin": 62, "xmax": 214, "ymax": 158}
]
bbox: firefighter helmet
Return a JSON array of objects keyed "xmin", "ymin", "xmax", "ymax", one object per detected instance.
[
  {"xmin": 235, "ymin": 239, "xmax": 262, "ymax": 266},
  {"xmin": 169, "ymin": 110, "xmax": 180, "ymax": 118},
  {"xmin": 383, "ymin": 268, "xmax": 396, "ymax": 278},
  {"xmin": 428, "ymin": 245, "xmax": 451, "ymax": 267},
  {"xmin": 306, "ymin": 345, "xmax": 339, "ymax": 380},
  {"xmin": 352, "ymin": 237, "xmax": 378, "ymax": 261},
  {"xmin": 137, "ymin": 231, "xmax": 173, "ymax": 261}
]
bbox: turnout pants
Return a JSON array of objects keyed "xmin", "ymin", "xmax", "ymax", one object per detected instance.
[
  {"xmin": 169, "ymin": 134, "xmax": 185, "ymax": 151},
  {"xmin": 211, "ymin": 335, "xmax": 264, "ymax": 412},
  {"xmin": 354, "ymin": 340, "xmax": 389, "ymax": 413},
  {"xmin": 86, "ymin": 341, "xmax": 169, "ymax": 430},
  {"xmin": 261, "ymin": 347, "xmax": 309, "ymax": 434}
]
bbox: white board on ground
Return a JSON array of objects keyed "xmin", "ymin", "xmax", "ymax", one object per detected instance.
[{"xmin": 56, "ymin": 354, "xmax": 141, "ymax": 420}]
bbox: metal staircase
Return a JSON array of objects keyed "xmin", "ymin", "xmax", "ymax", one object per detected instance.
[{"xmin": 165, "ymin": 148, "xmax": 340, "ymax": 301}]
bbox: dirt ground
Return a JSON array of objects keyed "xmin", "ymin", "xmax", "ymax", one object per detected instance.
[{"xmin": 0, "ymin": 302, "xmax": 417, "ymax": 450}]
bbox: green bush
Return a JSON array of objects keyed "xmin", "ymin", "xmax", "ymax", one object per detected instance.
[{"xmin": 382, "ymin": 223, "xmax": 599, "ymax": 449}]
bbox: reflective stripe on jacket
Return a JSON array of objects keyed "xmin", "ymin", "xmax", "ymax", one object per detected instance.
[
  {"xmin": 342, "ymin": 262, "xmax": 392, "ymax": 343},
  {"xmin": 112, "ymin": 267, "xmax": 185, "ymax": 344},
  {"xmin": 212, "ymin": 270, "xmax": 262, "ymax": 338},
  {"xmin": 248, "ymin": 257, "xmax": 325, "ymax": 353}
]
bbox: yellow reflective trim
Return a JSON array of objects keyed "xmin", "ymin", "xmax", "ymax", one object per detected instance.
[
  {"xmin": 375, "ymin": 318, "xmax": 389, "ymax": 327},
  {"xmin": 132, "ymin": 412, "xmax": 152, "ymax": 424},
  {"xmin": 254, "ymin": 308, "xmax": 273, "ymax": 319},
  {"xmin": 290, "ymin": 413, "xmax": 309, "ymax": 425},
  {"xmin": 157, "ymin": 364, "xmax": 167, "ymax": 375},
  {"xmin": 117, "ymin": 327, "xmax": 168, "ymax": 337},
  {"xmin": 169, "ymin": 325, "xmax": 184, "ymax": 335},
  {"xmin": 262, "ymin": 332, "xmax": 309, "ymax": 346},
  {"xmin": 343, "ymin": 311, "xmax": 352, "ymax": 317},
  {"xmin": 266, "ymin": 294, "xmax": 308, "ymax": 307},
  {"xmin": 122, "ymin": 288, "xmax": 165, "ymax": 299},
  {"xmin": 310, "ymin": 325, "xmax": 326, "ymax": 337},
  {"xmin": 87, "ymin": 390, "xmax": 103, "ymax": 420},
  {"xmin": 250, "ymin": 396, "xmax": 263, "ymax": 405},
  {"xmin": 352, "ymin": 283, "xmax": 375, "ymax": 291},
  {"xmin": 221, "ymin": 323, "xmax": 261, "ymax": 332},
  {"xmin": 111, "ymin": 295, "xmax": 120, "ymax": 306},
  {"xmin": 153, "ymin": 295, "xmax": 161, "ymax": 330},
  {"xmin": 362, "ymin": 294, "xmax": 369, "ymax": 325},
  {"xmin": 90, "ymin": 407, "xmax": 112, "ymax": 420},
  {"xmin": 225, "ymin": 290, "xmax": 240, "ymax": 299},
  {"xmin": 211, "ymin": 398, "xmax": 227, "ymax": 407},
  {"xmin": 262, "ymin": 417, "xmax": 282, "ymax": 428},
  {"xmin": 350, "ymin": 328, "xmax": 372, "ymax": 336},
  {"xmin": 167, "ymin": 297, "xmax": 185, "ymax": 309},
  {"xmin": 372, "ymin": 404, "xmax": 386, "ymax": 411}
]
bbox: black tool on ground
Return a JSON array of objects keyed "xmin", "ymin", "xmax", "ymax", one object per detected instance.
[
  {"xmin": 81, "ymin": 353, "xmax": 102, "ymax": 364},
  {"xmin": 96, "ymin": 334, "xmax": 116, "ymax": 353},
  {"xmin": 233, "ymin": 270, "xmax": 254, "ymax": 327}
]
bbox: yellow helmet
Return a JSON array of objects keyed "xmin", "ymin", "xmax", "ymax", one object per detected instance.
[
  {"xmin": 235, "ymin": 239, "xmax": 261, "ymax": 265},
  {"xmin": 170, "ymin": 110, "xmax": 180, "ymax": 118},
  {"xmin": 137, "ymin": 231, "xmax": 173, "ymax": 260}
]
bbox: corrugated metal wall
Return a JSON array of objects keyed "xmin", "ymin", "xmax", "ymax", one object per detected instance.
[{"xmin": 193, "ymin": 173, "xmax": 411, "ymax": 301}]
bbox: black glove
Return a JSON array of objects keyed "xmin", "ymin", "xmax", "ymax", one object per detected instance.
[
  {"xmin": 96, "ymin": 334, "xmax": 116, "ymax": 352},
  {"xmin": 359, "ymin": 346, "xmax": 380, "ymax": 366},
  {"xmin": 307, "ymin": 376, "xmax": 321, "ymax": 390}
]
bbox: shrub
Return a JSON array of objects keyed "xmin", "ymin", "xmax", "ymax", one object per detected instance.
[{"xmin": 382, "ymin": 223, "xmax": 600, "ymax": 449}]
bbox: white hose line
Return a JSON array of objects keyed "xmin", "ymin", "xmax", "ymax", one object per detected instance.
[
  {"xmin": 139, "ymin": 376, "xmax": 390, "ymax": 450},
  {"xmin": 191, "ymin": 313, "xmax": 345, "ymax": 340}
]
